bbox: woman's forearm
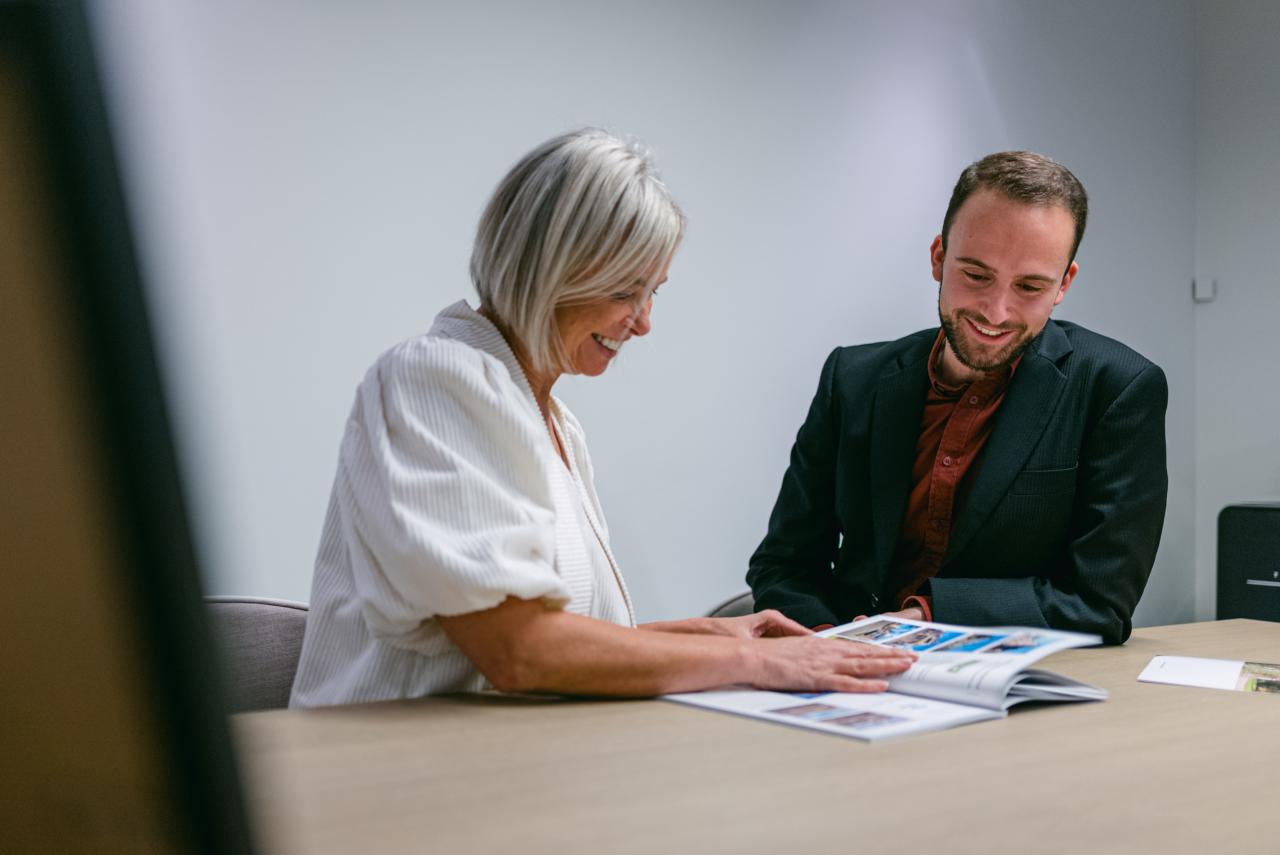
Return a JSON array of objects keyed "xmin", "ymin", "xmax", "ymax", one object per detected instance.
[
  {"xmin": 638, "ymin": 617, "xmax": 718, "ymax": 636},
  {"xmin": 437, "ymin": 597, "xmax": 912, "ymax": 697},
  {"xmin": 442, "ymin": 600, "xmax": 751, "ymax": 695}
]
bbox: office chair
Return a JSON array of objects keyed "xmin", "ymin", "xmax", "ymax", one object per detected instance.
[
  {"xmin": 1217, "ymin": 503, "xmax": 1280, "ymax": 621},
  {"xmin": 205, "ymin": 597, "xmax": 309, "ymax": 712},
  {"xmin": 706, "ymin": 590, "xmax": 755, "ymax": 618}
]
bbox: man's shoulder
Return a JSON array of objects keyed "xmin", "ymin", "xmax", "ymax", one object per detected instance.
[
  {"xmin": 828, "ymin": 327, "xmax": 937, "ymax": 379},
  {"xmin": 1048, "ymin": 320, "xmax": 1166, "ymax": 388}
]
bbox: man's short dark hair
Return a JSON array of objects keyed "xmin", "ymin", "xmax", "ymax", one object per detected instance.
[{"xmin": 941, "ymin": 151, "xmax": 1089, "ymax": 263}]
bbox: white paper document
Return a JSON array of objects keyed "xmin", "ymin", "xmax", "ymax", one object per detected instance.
[
  {"xmin": 667, "ymin": 616, "xmax": 1107, "ymax": 742},
  {"xmin": 1137, "ymin": 656, "xmax": 1280, "ymax": 693}
]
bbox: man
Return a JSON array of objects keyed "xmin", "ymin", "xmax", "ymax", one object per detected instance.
[{"xmin": 747, "ymin": 151, "xmax": 1167, "ymax": 644}]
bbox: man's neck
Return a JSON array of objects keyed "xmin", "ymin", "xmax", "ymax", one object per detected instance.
[{"xmin": 936, "ymin": 340, "xmax": 986, "ymax": 387}]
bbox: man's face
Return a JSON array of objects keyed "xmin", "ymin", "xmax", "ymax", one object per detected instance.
[{"xmin": 931, "ymin": 189, "xmax": 1078, "ymax": 379}]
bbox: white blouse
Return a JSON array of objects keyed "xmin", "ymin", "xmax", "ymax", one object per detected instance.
[{"xmin": 290, "ymin": 301, "xmax": 634, "ymax": 708}]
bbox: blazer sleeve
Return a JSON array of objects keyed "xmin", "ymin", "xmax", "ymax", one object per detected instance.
[
  {"xmin": 931, "ymin": 362, "xmax": 1169, "ymax": 643},
  {"xmin": 747, "ymin": 350, "xmax": 847, "ymax": 628}
]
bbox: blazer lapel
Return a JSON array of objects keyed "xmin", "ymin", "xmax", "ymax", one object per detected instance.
[
  {"xmin": 869, "ymin": 343, "xmax": 932, "ymax": 576},
  {"xmin": 944, "ymin": 320, "xmax": 1072, "ymax": 564}
]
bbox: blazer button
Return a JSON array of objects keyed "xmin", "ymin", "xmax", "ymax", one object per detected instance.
[{"xmin": 870, "ymin": 594, "xmax": 880, "ymax": 608}]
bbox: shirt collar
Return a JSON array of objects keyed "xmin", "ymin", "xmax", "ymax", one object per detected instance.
[{"xmin": 927, "ymin": 328, "xmax": 1021, "ymax": 397}]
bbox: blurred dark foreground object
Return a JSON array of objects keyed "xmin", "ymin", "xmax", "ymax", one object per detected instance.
[{"xmin": 0, "ymin": 2, "xmax": 256, "ymax": 852}]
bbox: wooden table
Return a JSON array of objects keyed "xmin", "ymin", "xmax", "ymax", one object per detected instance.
[{"xmin": 235, "ymin": 620, "xmax": 1280, "ymax": 854}]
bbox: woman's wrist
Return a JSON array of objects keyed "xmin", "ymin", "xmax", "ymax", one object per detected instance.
[
  {"xmin": 737, "ymin": 637, "xmax": 767, "ymax": 686},
  {"xmin": 640, "ymin": 617, "xmax": 718, "ymax": 636}
]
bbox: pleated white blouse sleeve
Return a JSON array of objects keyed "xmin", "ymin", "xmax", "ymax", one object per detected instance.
[{"xmin": 336, "ymin": 333, "xmax": 572, "ymax": 646}]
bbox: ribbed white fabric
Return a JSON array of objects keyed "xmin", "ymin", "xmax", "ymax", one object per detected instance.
[{"xmin": 289, "ymin": 301, "xmax": 634, "ymax": 708}]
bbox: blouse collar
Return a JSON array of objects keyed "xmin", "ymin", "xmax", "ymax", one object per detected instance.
[{"xmin": 428, "ymin": 300, "xmax": 542, "ymax": 417}]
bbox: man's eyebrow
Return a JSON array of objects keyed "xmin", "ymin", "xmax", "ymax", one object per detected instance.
[{"xmin": 956, "ymin": 256, "xmax": 1056, "ymax": 283}]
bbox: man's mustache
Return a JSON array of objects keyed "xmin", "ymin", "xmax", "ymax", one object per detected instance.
[{"xmin": 954, "ymin": 310, "xmax": 1024, "ymax": 334}]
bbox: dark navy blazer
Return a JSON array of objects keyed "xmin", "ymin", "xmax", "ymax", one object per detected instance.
[{"xmin": 747, "ymin": 320, "xmax": 1168, "ymax": 644}]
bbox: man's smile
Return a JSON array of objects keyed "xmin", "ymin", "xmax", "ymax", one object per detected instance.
[{"xmin": 964, "ymin": 316, "xmax": 1016, "ymax": 341}]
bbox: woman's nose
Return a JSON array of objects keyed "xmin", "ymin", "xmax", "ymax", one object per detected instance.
[{"xmin": 628, "ymin": 298, "xmax": 653, "ymax": 337}]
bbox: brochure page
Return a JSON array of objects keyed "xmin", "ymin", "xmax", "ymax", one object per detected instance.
[
  {"xmin": 1138, "ymin": 656, "xmax": 1280, "ymax": 693},
  {"xmin": 666, "ymin": 688, "xmax": 1003, "ymax": 742},
  {"xmin": 821, "ymin": 616, "xmax": 1105, "ymax": 710}
]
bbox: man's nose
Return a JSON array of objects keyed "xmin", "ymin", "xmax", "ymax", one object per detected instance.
[
  {"xmin": 628, "ymin": 298, "xmax": 653, "ymax": 337},
  {"xmin": 979, "ymin": 287, "xmax": 1014, "ymax": 326}
]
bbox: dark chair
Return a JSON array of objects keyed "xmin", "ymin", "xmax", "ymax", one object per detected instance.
[
  {"xmin": 205, "ymin": 596, "xmax": 309, "ymax": 713},
  {"xmin": 1218, "ymin": 503, "xmax": 1280, "ymax": 621},
  {"xmin": 706, "ymin": 590, "xmax": 755, "ymax": 618}
]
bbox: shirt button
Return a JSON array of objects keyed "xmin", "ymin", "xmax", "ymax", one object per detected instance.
[
  {"xmin": 942, "ymin": 456, "xmax": 954, "ymax": 466},
  {"xmin": 969, "ymin": 395, "xmax": 979, "ymax": 405}
]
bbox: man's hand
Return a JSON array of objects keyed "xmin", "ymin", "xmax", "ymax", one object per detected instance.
[
  {"xmin": 881, "ymin": 606, "xmax": 924, "ymax": 621},
  {"xmin": 852, "ymin": 606, "xmax": 924, "ymax": 622}
]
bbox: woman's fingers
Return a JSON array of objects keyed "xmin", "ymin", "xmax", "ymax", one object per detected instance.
[
  {"xmin": 821, "ymin": 649, "xmax": 914, "ymax": 692},
  {"xmin": 752, "ymin": 636, "xmax": 914, "ymax": 692},
  {"xmin": 833, "ymin": 638, "xmax": 916, "ymax": 662},
  {"xmin": 837, "ymin": 652, "xmax": 914, "ymax": 677},
  {"xmin": 823, "ymin": 676, "xmax": 892, "ymax": 694},
  {"xmin": 755, "ymin": 609, "xmax": 812, "ymax": 637}
]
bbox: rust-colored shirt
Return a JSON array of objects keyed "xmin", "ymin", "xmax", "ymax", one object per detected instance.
[{"xmin": 885, "ymin": 331, "xmax": 1019, "ymax": 616}]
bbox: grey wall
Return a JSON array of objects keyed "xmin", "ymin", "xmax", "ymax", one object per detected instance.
[
  {"xmin": 90, "ymin": 0, "xmax": 1199, "ymax": 624},
  {"xmin": 1193, "ymin": 1, "xmax": 1280, "ymax": 618}
]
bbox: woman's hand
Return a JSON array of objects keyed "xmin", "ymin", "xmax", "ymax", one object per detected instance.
[
  {"xmin": 640, "ymin": 609, "xmax": 810, "ymax": 639},
  {"xmin": 748, "ymin": 636, "xmax": 916, "ymax": 694},
  {"xmin": 702, "ymin": 610, "xmax": 811, "ymax": 639}
]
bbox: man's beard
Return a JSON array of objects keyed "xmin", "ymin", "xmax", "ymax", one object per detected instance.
[{"xmin": 938, "ymin": 293, "xmax": 1033, "ymax": 374}]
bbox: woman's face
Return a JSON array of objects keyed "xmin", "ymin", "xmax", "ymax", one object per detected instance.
[{"xmin": 555, "ymin": 257, "xmax": 670, "ymax": 377}]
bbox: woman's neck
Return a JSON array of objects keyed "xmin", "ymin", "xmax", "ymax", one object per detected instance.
[{"xmin": 478, "ymin": 304, "xmax": 558, "ymax": 415}]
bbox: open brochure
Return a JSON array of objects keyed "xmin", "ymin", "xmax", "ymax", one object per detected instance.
[{"xmin": 666, "ymin": 615, "xmax": 1107, "ymax": 742}]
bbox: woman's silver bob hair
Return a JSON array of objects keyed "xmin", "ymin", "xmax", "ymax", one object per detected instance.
[{"xmin": 470, "ymin": 128, "xmax": 686, "ymax": 374}]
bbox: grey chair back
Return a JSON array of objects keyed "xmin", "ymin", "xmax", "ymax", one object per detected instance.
[
  {"xmin": 706, "ymin": 590, "xmax": 755, "ymax": 618},
  {"xmin": 205, "ymin": 596, "xmax": 308, "ymax": 713}
]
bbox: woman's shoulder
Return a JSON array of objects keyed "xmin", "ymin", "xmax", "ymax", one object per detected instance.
[
  {"xmin": 375, "ymin": 331, "xmax": 491, "ymax": 379},
  {"xmin": 371, "ymin": 302, "xmax": 526, "ymax": 397},
  {"xmin": 368, "ymin": 333, "xmax": 515, "ymax": 408},
  {"xmin": 349, "ymin": 331, "xmax": 546, "ymax": 464}
]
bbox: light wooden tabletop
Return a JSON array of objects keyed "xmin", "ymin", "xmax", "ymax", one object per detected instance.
[{"xmin": 235, "ymin": 619, "xmax": 1280, "ymax": 854}]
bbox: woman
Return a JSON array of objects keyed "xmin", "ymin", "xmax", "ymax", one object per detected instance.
[{"xmin": 290, "ymin": 129, "xmax": 912, "ymax": 707}]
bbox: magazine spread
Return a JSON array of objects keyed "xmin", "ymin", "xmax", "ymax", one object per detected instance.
[{"xmin": 666, "ymin": 616, "xmax": 1107, "ymax": 742}]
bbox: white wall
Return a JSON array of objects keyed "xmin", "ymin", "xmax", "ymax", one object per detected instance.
[
  {"xmin": 89, "ymin": 0, "xmax": 1198, "ymax": 624},
  {"xmin": 1193, "ymin": 0, "xmax": 1280, "ymax": 618}
]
